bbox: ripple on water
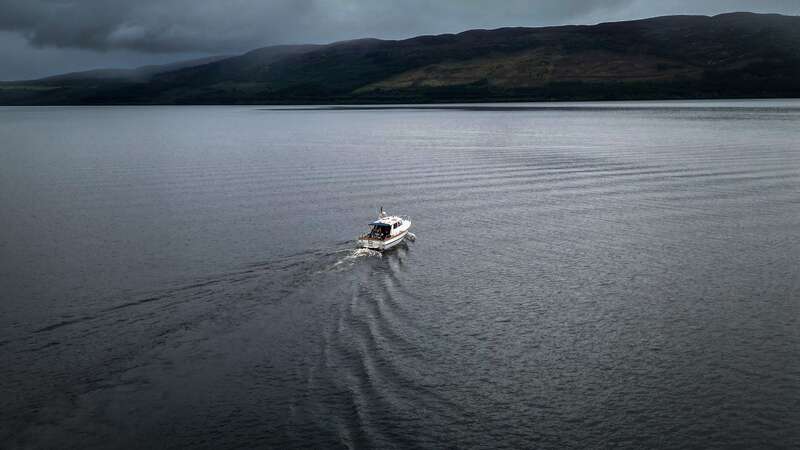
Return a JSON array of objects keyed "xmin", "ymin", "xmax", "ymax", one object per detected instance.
[{"xmin": 2, "ymin": 102, "xmax": 800, "ymax": 448}]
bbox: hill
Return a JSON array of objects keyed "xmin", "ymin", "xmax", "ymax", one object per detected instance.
[
  {"xmin": 36, "ymin": 55, "xmax": 233, "ymax": 84},
  {"xmin": 2, "ymin": 12, "xmax": 799, "ymax": 104}
]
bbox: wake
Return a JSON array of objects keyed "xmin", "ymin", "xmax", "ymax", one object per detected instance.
[
  {"xmin": 327, "ymin": 232, "xmax": 416, "ymax": 271},
  {"xmin": 330, "ymin": 247, "xmax": 383, "ymax": 270}
]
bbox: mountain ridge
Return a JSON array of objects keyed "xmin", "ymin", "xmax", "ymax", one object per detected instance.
[{"xmin": 2, "ymin": 12, "xmax": 799, "ymax": 105}]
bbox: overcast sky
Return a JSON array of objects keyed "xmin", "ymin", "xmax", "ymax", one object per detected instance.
[{"xmin": 1, "ymin": 0, "xmax": 798, "ymax": 80}]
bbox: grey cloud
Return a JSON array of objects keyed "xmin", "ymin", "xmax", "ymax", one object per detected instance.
[
  {"xmin": 0, "ymin": 0, "xmax": 798, "ymax": 80},
  {"xmin": 0, "ymin": 0, "xmax": 316, "ymax": 53},
  {"xmin": 0, "ymin": 0, "xmax": 657, "ymax": 54},
  {"xmin": 1, "ymin": 0, "xmax": 798, "ymax": 55},
  {"xmin": 0, "ymin": 30, "xmax": 208, "ymax": 80}
]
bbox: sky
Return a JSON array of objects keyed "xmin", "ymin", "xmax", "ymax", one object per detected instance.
[{"xmin": 1, "ymin": 0, "xmax": 798, "ymax": 80}]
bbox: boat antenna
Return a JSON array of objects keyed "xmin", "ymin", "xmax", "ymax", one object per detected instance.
[{"xmin": 379, "ymin": 206, "xmax": 385, "ymax": 217}]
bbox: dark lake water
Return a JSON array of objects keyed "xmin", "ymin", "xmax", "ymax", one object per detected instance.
[{"xmin": 1, "ymin": 101, "xmax": 799, "ymax": 448}]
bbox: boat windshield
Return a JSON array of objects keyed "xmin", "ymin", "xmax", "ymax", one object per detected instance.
[{"xmin": 368, "ymin": 224, "xmax": 391, "ymax": 239}]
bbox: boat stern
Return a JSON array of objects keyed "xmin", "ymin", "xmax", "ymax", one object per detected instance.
[{"xmin": 358, "ymin": 238, "xmax": 384, "ymax": 251}]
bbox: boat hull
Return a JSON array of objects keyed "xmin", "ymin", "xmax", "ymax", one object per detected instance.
[{"xmin": 359, "ymin": 230, "xmax": 408, "ymax": 251}]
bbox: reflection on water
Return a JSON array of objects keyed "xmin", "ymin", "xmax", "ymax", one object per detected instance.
[{"xmin": 1, "ymin": 101, "xmax": 799, "ymax": 448}]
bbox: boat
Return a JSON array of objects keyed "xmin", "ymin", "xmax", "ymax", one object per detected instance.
[{"xmin": 358, "ymin": 208, "xmax": 412, "ymax": 251}]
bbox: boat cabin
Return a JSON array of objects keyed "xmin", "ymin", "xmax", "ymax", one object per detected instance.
[{"xmin": 365, "ymin": 217, "xmax": 405, "ymax": 240}]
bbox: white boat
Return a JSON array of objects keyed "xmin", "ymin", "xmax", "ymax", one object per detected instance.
[{"xmin": 358, "ymin": 208, "xmax": 412, "ymax": 251}]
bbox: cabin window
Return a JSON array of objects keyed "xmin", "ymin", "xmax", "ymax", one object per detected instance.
[{"xmin": 369, "ymin": 224, "xmax": 390, "ymax": 238}]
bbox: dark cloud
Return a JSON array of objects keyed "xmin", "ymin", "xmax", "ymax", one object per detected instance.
[
  {"xmin": 0, "ymin": 0, "xmax": 642, "ymax": 54},
  {"xmin": 0, "ymin": 30, "xmax": 208, "ymax": 81},
  {"xmin": 0, "ymin": 0, "xmax": 798, "ymax": 80},
  {"xmin": 0, "ymin": 0, "xmax": 315, "ymax": 53}
]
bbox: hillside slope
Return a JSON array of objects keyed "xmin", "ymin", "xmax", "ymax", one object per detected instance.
[
  {"xmin": 1, "ymin": 12, "xmax": 799, "ymax": 104},
  {"xmin": 35, "ymin": 55, "xmax": 232, "ymax": 85}
]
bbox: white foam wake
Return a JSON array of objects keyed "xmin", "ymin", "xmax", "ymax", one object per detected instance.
[
  {"xmin": 350, "ymin": 248, "xmax": 383, "ymax": 259},
  {"xmin": 328, "ymin": 247, "xmax": 383, "ymax": 271}
]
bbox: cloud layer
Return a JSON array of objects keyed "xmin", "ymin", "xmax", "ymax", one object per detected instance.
[
  {"xmin": 0, "ymin": 0, "xmax": 797, "ymax": 80},
  {"xmin": 0, "ymin": 0, "xmax": 753, "ymax": 53}
]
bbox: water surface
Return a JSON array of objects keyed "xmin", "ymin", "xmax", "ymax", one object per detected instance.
[{"xmin": 1, "ymin": 100, "xmax": 799, "ymax": 448}]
